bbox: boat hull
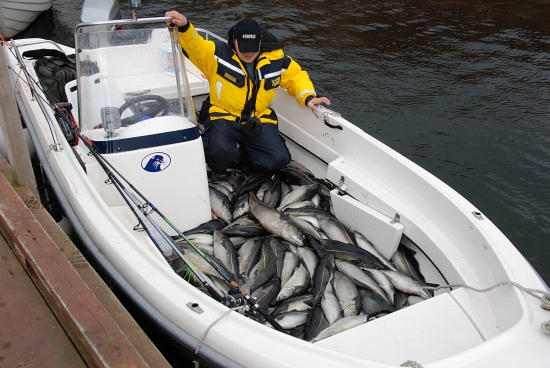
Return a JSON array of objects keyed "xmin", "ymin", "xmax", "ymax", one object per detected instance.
[
  {"xmin": 4, "ymin": 34, "xmax": 549, "ymax": 367},
  {"xmin": 0, "ymin": 0, "xmax": 52, "ymax": 37}
]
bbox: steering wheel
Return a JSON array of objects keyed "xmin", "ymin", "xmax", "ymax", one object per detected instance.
[{"xmin": 119, "ymin": 94, "xmax": 169, "ymax": 126}]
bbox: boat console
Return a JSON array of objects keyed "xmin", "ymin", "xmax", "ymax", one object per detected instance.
[{"xmin": 71, "ymin": 20, "xmax": 212, "ymax": 237}]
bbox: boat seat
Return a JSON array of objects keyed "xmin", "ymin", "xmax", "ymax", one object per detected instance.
[
  {"xmin": 315, "ymin": 292, "xmax": 484, "ymax": 365},
  {"xmin": 330, "ymin": 188, "xmax": 403, "ymax": 260},
  {"xmin": 65, "ymin": 79, "xmax": 79, "ymax": 124},
  {"xmin": 65, "ymin": 73, "xmax": 133, "ymax": 127}
]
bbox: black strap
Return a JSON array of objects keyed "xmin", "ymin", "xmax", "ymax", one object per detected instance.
[{"xmin": 22, "ymin": 49, "xmax": 68, "ymax": 60}]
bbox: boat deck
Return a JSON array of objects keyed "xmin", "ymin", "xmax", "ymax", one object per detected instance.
[{"xmin": 0, "ymin": 154, "xmax": 170, "ymax": 367}]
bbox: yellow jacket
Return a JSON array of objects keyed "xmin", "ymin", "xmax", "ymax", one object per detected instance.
[{"xmin": 178, "ymin": 22, "xmax": 317, "ymax": 124}]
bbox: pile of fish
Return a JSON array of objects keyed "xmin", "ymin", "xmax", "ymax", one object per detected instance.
[{"xmin": 173, "ymin": 161, "xmax": 436, "ymax": 342}]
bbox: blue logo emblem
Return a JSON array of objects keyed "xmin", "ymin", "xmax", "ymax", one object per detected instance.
[{"xmin": 141, "ymin": 152, "xmax": 171, "ymax": 172}]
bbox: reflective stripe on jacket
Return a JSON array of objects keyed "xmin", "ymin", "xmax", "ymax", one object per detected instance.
[{"xmin": 178, "ymin": 22, "xmax": 316, "ymax": 124}]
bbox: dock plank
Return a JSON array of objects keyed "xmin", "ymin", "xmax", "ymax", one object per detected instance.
[
  {"xmin": 0, "ymin": 233, "xmax": 85, "ymax": 367},
  {"xmin": 0, "ymin": 155, "xmax": 170, "ymax": 367}
]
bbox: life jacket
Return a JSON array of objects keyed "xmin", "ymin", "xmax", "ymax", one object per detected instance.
[{"xmin": 178, "ymin": 22, "xmax": 316, "ymax": 124}]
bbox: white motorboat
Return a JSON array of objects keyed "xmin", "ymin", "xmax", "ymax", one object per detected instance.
[
  {"xmin": 2, "ymin": 13, "xmax": 549, "ymax": 368},
  {"xmin": 0, "ymin": 0, "xmax": 52, "ymax": 38}
]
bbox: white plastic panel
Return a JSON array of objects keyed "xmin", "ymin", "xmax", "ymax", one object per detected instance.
[
  {"xmin": 316, "ymin": 293, "xmax": 484, "ymax": 365},
  {"xmin": 330, "ymin": 188, "xmax": 403, "ymax": 260},
  {"xmin": 99, "ymin": 132, "xmax": 211, "ymax": 237}
]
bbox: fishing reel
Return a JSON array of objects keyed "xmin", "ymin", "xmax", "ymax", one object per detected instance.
[{"xmin": 221, "ymin": 287, "xmax": 245, "ymax": 308}]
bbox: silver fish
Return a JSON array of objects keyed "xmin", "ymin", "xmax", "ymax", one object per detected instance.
[
  {"xmin": 295, "ymin": 215, "xmax": 320, "ymax": 229},
  {"xmin": 251, "ymin": 277, "xmax": 280, "ymax": 310},
  {"xmin": 181, "ymin": 240, "xmax": 213, "ymax": 256},
  {"xmin": 310, "ymin": 193, "xmax": 322, "ymax": 208},
  {"xmin": 228, "ymin": 236, "xmax": 248, "ymax": 249},
  {"xmin": 391, "ymin": 246, "xmax": 425, "ymax": 283},
  {"xmin": 354, "ymin": 231, "xmax": 396, "ymax": 271},
  {"xmin": 256, "ymin": 179, "xmax": 273, "ymax": 202},
  {"xmin": 280, "ymin": 251, "xmax": 299, "ymax": 288},
  {"xmin": 310, "ymin": 315, "xmax": 368, "ymax": 343},
  {"xmin": 317, "ymin": 213, "xmax": 356, "ymax": 245},
  {"xmin": 267, "ymin": 236, "xmax": 286, "ymax": 280},
  {"xmin": 305, "ymin": 304, "xmax": 329, "ymax": 340},
  {"xmin": 209, "ymin": 182, "xmax": 234, "ymax": 201},
  {"xmin": 232, "ymin": 193, "xmax": 250, "ymax": 219},
  {"xmin": 359, "ymin": 288, "xmax": 394, "ymax": 316},
  {"xmin": 178, "ymin": 243, "xmax": 218, "ymax": 276},
  {"xmin": 270, "ymin": 311, "xmax": 309, "ymax": 330},
  {"xmin": 249, "ymin": 241, "xmax": 277, "ymax": 293},
  {"xmin": 278, "ymin": 183, "xmax": 319, "ymax": 210},
  {"xmin": 238, "ymin": 237, "xmax": 264, "ymax": 275},
  {"xmin": 183, "ymin": 219, "xmax": 226, "ymax": 235},
  {"xmin": 291, "ymin": 217, "xmax": 323, "ymax": 241},
  {"xmin": 213, "ymin": 230, "xmax": 239, "ymax": 280},
  {"xmin": 280, "ymin": 181, "xmax": 292, "ymax": 203},
  {"xmin": 393, "ymin": 290, "xmax": 409, "ymax": 311},
  {"xmin": 277, "ymin": 263, "xmax": 310, "ymax": 303},
  {"xmin": 227, "ymin": 171, "xmax": 244, "ymax": 190},
  {"xmin": 296, "ymin": 246, "xmax": 319, "ymax": 277},
  {"xmin": 380, "ymin": 270, "xmax": 434, "ymax": 299},
  {"xmin": 273, "ymin": 294, "xmax": 313, "ymax": 316},
  {"xmin": 321, "ymin": 239, "xmax": 387, "ymax": 269},
  {"xmin": 332, "ymin": 270, "xmax": 361, "ymax": 317},
  {"xmin": 306, "ymin": 253, "xmax": 335, "ymax": 307},
  {"xmin": 287, "ymin": 159, "xmax": 315, "ymax": 178},
  {"xmin": 361, "ymin": 267, "xmax": 395, "ymax": 305},
  {"xmin": 209, "ymin": 187, "xmax": 233, "ymax": 224},
  {"xmin": 321, "ymin": 280, "xmax": 342, "ymax": 325},
  {"xmin": 249, "ymin": 193, "xmax": 304, "ymax": 246},
  {"xmin": 280, "ymin": 200, "xmax": 315, "ymax": 211},
  {"xmin": 262, "ymin": 177, "xmax": 281, "ymax": 208},
  {"xmin": 238, "ymin": 272, "xmax": 251, "ymax": 295},
  {"xmin": 204, "ymin": 273, "xmax": 230, "ymax": 296},
  {"xmin": 216, "ymin": 180, "xmax": 236, "ymax": 194},
  {"xmin": 335, "ymin": 260, "xmax": 389, "ymax": 304},
  {"xmin": 184, "ymin": 233, "xmax": 213, "ymax": 244}
]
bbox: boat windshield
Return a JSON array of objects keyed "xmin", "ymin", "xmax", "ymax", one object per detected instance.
[{"xmin": 74, "ymin": 23, "xmax": 195, "ymax": 142}]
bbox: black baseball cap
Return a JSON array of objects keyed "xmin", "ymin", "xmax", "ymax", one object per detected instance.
[{"xmin": 234, "ymin": 19, "xmax": 262, "ymax": 53}]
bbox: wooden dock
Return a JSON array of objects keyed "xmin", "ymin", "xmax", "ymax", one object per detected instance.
[{"xmin": 0, "ymin": 154, "xmax": 171, "ymax": 367}]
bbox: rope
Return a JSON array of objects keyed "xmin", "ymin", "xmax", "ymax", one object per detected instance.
[
  {"xmin": 401, "ymin": 360, "xmax": 424, "ymax": 368},
  {"xmin": 400, "ymin": 281, "xmax": 550, "ymax": 367},
  {"xmin": 433, "ymin": 281, "xmax": 548, "ymax": 302},
  {"xmin": 433, "ymin": 281, "xmax": 550, "ymax": 336},
  {"xmin": 193, "ymin": 306, "xmax": 244, "ymax": 368}
]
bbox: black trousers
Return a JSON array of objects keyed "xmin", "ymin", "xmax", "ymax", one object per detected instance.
[{"xmin": 202, "ymin": 119, "xmax": 291, "ymax": 173}]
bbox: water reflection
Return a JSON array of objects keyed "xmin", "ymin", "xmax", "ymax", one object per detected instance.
[{"xmin": 15, "ymin": 0, "xmax": 549, "ymax": 283}]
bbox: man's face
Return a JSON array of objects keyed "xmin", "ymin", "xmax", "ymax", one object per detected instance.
[{"xmin": 234, "ymin": 38, "xmax": 260, "ymax": 63}]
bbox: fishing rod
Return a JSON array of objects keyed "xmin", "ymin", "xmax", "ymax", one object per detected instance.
[
  {"xmin": 6, "ymin": 38, "xmax": 285, "ymax": 331},
  {"xmin": 79, "ymin": 135, "xmax": 223, "ymax": 302},
  {"xmin": 5, "ymin": 41, "xmax": 224, "ymax": 301},
  {"xmin": 80, "ymin": 134, "xmax": 287, "ymax": 332},
  {"xmin": 6, "ymin": 41, "xmax": 65, "ymax": 151}
]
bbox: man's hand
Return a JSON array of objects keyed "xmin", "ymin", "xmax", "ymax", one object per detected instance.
[
  {"xmin": 307, "ymin": 96, "xmax": 331, "ymax": 112},
  {"xmin": 165, "ymin": 10, "xmax": 187, "ymax": 27}
]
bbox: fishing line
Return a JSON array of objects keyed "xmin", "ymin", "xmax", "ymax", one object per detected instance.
[
  {"xmin": 5, "ymin": 42, "xmax": 63, "ymax": 149},
  {"xmin": 84, "ymin": 136, "xmax": 287, "ymax": 332},
  {"xmin": 7, "ymin": 38, "xmax": 285, "ymax": 331},
  {"xmin": 6, "ymin": 40, "xmax": 224, "ymax": 301},
  {"xmin": 79, "ymin": 135, "xmax": 223, "ymax": 302}
]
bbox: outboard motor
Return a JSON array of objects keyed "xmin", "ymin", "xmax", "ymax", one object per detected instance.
[{"xmin": 79, "ymin": 0, "xmax": 121, "ymax": 25}]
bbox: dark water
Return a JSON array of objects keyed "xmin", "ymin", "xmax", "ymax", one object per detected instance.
[{"xmin": 14, "ymin": 0, "xmax": 549, "ymax": 363}]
